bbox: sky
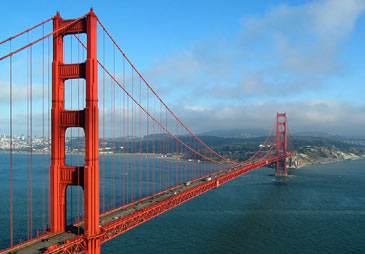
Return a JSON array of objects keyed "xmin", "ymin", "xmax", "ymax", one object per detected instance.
[{"xmin": 0, "ymin": 0, "xmax": 365, "ymax": 136}]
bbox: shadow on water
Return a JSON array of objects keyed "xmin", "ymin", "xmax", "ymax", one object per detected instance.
[{"xmin": 272, "ymin": 175, "xmax": 294, "ymax": 186}]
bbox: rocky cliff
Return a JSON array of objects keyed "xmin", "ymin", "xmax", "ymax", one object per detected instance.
[{"xmin": 289, "ymin": 145, "xmax": 365, "ymax": 168}]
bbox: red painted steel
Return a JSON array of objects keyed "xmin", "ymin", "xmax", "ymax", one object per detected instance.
[
  {"xmin": 39, "ymin": 155, "xmax": 288, "ymax": 254},
  {"xmin": 95, "ymin": 18, "xmax": 235, "ymax": 165},
  {"xmin": 276, "ymin": 113, "xmax": 288, "ymax": 175},
  {"xmin": 0, "ymin": 11, "xmax": 294, "ymax": 254},
  {"xmin": 50, "ymin": 9, "xmax": 100, "ymax": 253},
  {"xmin": 0, "ymin": 16, "xmax": 54, "ymax": 45}
]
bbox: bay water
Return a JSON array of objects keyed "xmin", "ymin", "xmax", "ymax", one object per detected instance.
[{"xmin": 0, "ymin": 154, "xmax": 365, "ymax": 253}]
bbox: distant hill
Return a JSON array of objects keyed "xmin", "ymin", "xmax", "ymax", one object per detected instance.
[
  {"xmin": 199, "ymin": 128, "xmax": 269, "ymax": 139},
  {"xmin": 292, "ymin": 131, "xmax": 333, "ymax": 138},
  {"xmin": 289, "ymin": 136, "xmax": 365, "ymax": 167},
  {"xmin": 201, "ymin": 129, "xmax": 365, "ymax": 147},
  {"xmin": 199, "ymin": 129, "xmax": 346, "ymax": 140},
  {"xmin": 292, "ymin": 131, "xmax": 365, "ymax": 146},
  {"xmin": 196, "ymin": 135, "xmax": 365, "ymax": 166}
]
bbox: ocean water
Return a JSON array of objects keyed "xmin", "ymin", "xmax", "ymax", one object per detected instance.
[
  {"xmin": 1, "ymin": 154, "xmax": 365, "ymax": 253},
  {"xmin": 102, "ymin": 159, "xmax": 365, "ymax": 254}
]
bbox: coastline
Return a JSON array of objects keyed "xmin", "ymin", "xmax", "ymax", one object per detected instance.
[
  {"xmin": 0, "ymin": 151, "xmax": 195, "ymax": 162},
  {"xmin": 2, "ymin": 149, "xmax": 365, "ymax": 169},
  {"xmin": 289, "ymin": 153, "xmax": 365, "ymax": 169}
]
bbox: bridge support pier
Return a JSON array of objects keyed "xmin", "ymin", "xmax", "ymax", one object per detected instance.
[
  {"xmin": 275, "ymin": 113, "xmax": 288, "ymax": 176},
  {"xmin": 87, "ymin": 238, "xmax": 101, "ymax": 254},
  {"xmin": 275, "ymin": 159, "xmax": 287, "ymax": 176}
]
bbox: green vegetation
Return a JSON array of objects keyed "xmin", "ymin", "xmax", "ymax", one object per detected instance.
[
  {"xmin": 197, "ymin": 136, "xmax": 267, "ymax": 162},
  {"xmin": 198, "ymin": 136, "xmax": 365, "ymax": 163},
  {"xmin": 291, "ymin": 136, "xmax": 365, "ymax": 156},
  {"xmin": 63, "ymin": 135, "xmax": 365, "ymax": 165}
]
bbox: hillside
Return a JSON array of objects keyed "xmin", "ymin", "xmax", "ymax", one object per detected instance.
[
  {"xmin": 197, "ymin": 136, "xmax": 365, "ymax": 167},
  {"xmin": 289, "ymin": 136, "xmax": 365, "ymax": 167},
  {"xmin": 61, "ymin": 135, "xmax": 365, "ymax": 168},
  {"xmin": 199, "ymin": 129, "xmax": 268, "ymax": 139}
]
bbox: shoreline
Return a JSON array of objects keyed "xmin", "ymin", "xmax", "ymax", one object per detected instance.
[
  {"xmin": 2, "ymin": 151, "xmax": 365, "ymax": 168},
  {"xmin": 290, "ymin": 155, "xmax": 365, "ymax": 169},
  {"xmin": 0, "ymin": 151, "xmax": 200, "ymax": 162}
]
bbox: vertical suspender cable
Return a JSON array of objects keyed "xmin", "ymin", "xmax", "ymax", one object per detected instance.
[
  {"xmin": 26, "ymin": 32, "xmax": 30, "ymax": 241},
  {"xmin": 164, "ymin": 108, "xmax": 166, "ymax": 189},
  {"xmin": 112, "ymin": 45, "xmax": 116, "ymax": 208},
  {"xmin": 185, "ymin": 135, "xmax": 188, "ymax": 182},
  {"xmin": 118, "ymin": 47, "xmax": 122, "ymax": 207},
  {"xmin": 205, "ymin": 149, "xmax": 207, "ymax": 176},
  {"xmin": 102, "ymin": 31, "xmax": 105, "ymax": 212},
  {"xmin": 42, "ymin": 24, "xmax": 45, "ymax": 233},
  {"xmin": 77, "ymin": 38, "xmax": 80, "ymax": 229},
  {"xmin": 126, "ymin": 76, "xmax": 129, "ymax": 204},
  {"xmin": 113, "ymin": 45, "xmax": 116, "ymax": 208},
  {"xmin": 153, "ymin": 94, "xmax": 155, "ymax": 194},
  {"xmin": 194, "ymin": 137, "xmax": 196, "ymax": 178},
  {"xmin": 30, "ymin": 45, "xmax": 33, "ymax": 239},
  {"xmin": 162, "ymin": 104, "xmax": 165, "ymax": 190},
  {"xmin": 146, "ymin": 85, "xmax": 149, "ymax": 196},
  {"xmin": 139, "ymin": 77, "xmax": 142, "ymax": 199},
  {"xmin": 159, "ymin": 102, "xmax": 162, "ymax": 191},
  {"xmin": 119, "ymin": 71, "xmax": 122, "ymax": 206},
  {"xmin": 180, "ymin": 128, "xmax": 183, "ymax": 184},
  {"xmin": 70, "ymin": 35, "xmax": 73, "ymax": 223},
  {"xmin": 110, "ymin": 58, "xmax": 113, "ymax": 209},
  {"xmin": 176, "ymin": 121, "xmax": 178, "ymax": 186},
  {"xmin": 47, "ymin": 35, "xmax": 51, "ymax": 229},
  {"xmin": 9, "ymin": 39, "xmax": 13, "ymax": 247},
  {"xmin": 119, "ymin": 61, "xmax": 122, "ymax": 207},
  {"xmin": 161, "ymin": 104, "xmax": 164, "ymax": 190},
  {"xmin": 123, "ymin": 57, "xmax": 126, "ymax": 205},
  {"xmin": 131, "ymin": 68, "xmax": 134, "ymax": 202},
  {"xmin": 165, "ymin": 108, "xmax": 168, "ymax": 189},
  {"xmin": 170, "ymin": 114, "xmax": 172, "ymax": 184}
]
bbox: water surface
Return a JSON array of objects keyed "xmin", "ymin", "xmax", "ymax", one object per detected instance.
[
  {"xmin": 102, "ymin": 159, "xmax": 365, "ymax": 254},
  {"xmin": 1, "ymin": 155, "xmax": 365, "ymax": 253}
]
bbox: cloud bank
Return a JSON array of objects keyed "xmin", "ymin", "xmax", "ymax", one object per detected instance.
[{"xmin": 141, "ymin": 0, "xmax": 365, "ymax": 136}]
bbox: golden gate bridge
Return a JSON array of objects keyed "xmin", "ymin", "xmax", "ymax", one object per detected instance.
[{"xmin": 0, "ymin": 10, "xmax": 293, "ymax": 254}]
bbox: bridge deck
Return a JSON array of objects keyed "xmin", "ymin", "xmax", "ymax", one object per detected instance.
[{"xmin": 1, "ymin": 155, "xmax": 285, "ymax": 254}]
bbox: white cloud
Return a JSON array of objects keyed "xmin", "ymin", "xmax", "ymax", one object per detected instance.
[
  {"xmin": 173, "ymin": 99, "xmax": 365, "ymax": 136},
  {"xmin": 246, "ymin": 0, "xmax": 364, "ymax": 76},
  {"xmin": 185, "ymin": 105, "xmax": 210, "ymax": 112},
  {"xmin": 0, "ymin": 81, "xmax": 43, "ymax": 102},
  {"xmin": 2, "ymin": 0, "xmax": 364, "ymax": 137},
  {"xmin": 143, "ymin": 0, "xmax": 364, "ymax": 101},
  {"xmin": 137, "ymin": 0, "xmax": 365, "ymax": 135}
]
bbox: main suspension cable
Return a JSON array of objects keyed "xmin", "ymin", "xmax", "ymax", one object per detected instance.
[
  {"xmin": 0, "ymin": 16, "xmax": 54, "ymax": 45},
  {"xmin": 95, "ymin": 17, "xmax": 235, "ymax": 165}
]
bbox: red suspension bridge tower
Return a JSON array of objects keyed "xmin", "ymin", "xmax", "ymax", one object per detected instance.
[
  {"xmin": 275, "ymin": 113, "xmax": 288, "ymax": 176},
  {"xmin": 50, "ymin": 10, "xmax": 100, "ymax": 253},
  {"xmin": 0, "ymin": 10, "xmax": 295, "ymax": 254}
]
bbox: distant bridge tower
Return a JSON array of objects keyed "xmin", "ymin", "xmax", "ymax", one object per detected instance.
[
  {"xmin": 50, "ymin": 10, "xmax": 100, "ymax": 253},
  {"xmin": 275, "ymin": 113, "xmax": 288, "ymax": 176}
]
